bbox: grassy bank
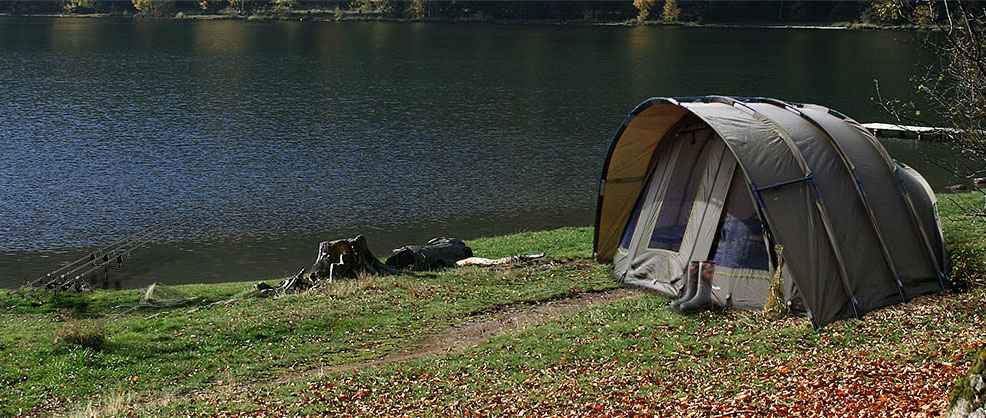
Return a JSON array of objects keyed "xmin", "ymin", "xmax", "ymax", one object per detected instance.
[
  {"xmin": 160, "ymin": 193, "xmax": 986, "ymax": 417},
  {"xmin": 0, "ymin": 228, "xmax": 615, "ymax": 416},
  {"xmin": 2, "ymin": 193, "xmax": 984, "ymax": 417}
]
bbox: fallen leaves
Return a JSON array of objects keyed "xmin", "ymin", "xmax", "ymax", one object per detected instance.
[{"xmin": 159, "ymin": 287, "xmax": 985, "ymax": 418}]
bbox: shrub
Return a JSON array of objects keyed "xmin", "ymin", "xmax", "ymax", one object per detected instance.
[
  {"xmin": 948, "ymin": 243, "xmax": 986, "ymax": 291},
  {"xmin": 763, "ymin": 245, "xmax": 788, "ymax": 320}
]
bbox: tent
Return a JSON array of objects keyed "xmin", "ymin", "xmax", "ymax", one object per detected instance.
[{"xmin": 593, "ymin": 96, "xmax": 950, "ymax": 330}]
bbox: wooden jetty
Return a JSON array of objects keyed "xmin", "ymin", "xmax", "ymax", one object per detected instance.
[{"xmin": 862, "ymin": 122, "xmax": 958, "ymax": 141}]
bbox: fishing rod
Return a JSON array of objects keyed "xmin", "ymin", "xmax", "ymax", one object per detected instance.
[
  {"xmin": 26, "ymin": 219, "xmax": 192, "ymax": 299},
  {"xmin": 14, "ymin": 220, "xmax": 180, "ymax": 297},
  {"xmin": 16, "ymin": 217, "xmax": 196, "ymax": 298},
  {"xmin": 8, "ymin": 219, "xmax": 177, "ymax": 295}
]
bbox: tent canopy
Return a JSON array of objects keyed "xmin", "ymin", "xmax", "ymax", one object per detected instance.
[{"xmin": 594, "ymin": 96, "xmax": 950, "ymax": 330}]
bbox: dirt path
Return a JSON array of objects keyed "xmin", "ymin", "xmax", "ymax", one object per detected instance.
[
  {"xmin": 98, "ymin": 286, "xmax": 647, "ymax": 416},
  {"xmin": 276, "ymin": 286, "xmax": 646, "ymax": 383}
]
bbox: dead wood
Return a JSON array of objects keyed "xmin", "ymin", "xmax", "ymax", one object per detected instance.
[
  {"xmin": 385, "ymin": 237, "xmax": 473, "ymax": 270},
  {"xmin": 309, "ymin": 235, "xmax": 397, "ymax": 282},
  {"xmin": 455, "ymin": 253, "xmax": 546, "ymax": 266}
]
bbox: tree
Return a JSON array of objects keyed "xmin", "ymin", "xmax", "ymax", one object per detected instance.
[
  {"xmin": 57, "ymin": 0, "xmax": 95, "ymax": 13},
  {"xmin": 131, "ymin": 0, "xmax": 174, "ymax": 15},
  {"xmin": 878, "ymin": 0, "xmax": 986, "ymax": 215},
  {"xmin": 661, "ymin": 0, "xmax": 680, "ymax": 22},
  {"xmin": 407, "ymin": 0, "xmax": 427, "ymax": 19},
  {"xmin": 633, "ymin": 0, "xmax": 655, "ymax": 23},
  {"xmin": 197, "ymin": 0, "xmax": 224, "ymax": 13},
  {"xmin": 270, "ymin": 0, "xmax": 298, "ymax": 13},
  {"xmin": 864, "ymin": 0, "xmax": 907, "ymax": 25},
  {"xmin": 922, "ymin": 1, "xmax": 986, "ymax": 173},
  {"xmin": 351, "ymin": 0, "xmax": 390, "ymax": 14}
]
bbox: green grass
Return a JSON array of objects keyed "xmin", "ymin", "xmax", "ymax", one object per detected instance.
[
  {"xmin": 0, "ymin": 226, "xmax": 614, "ymax": 416},
  {"xmin": 3, "ymin": 192, "xmax": 985, "ymax": 417},
  {"xmin": 149, "ymin": 193, "xmax": 986, "ymax": 417},
  {"xmin": 939, "ymin": 191, "xmax": 986, "ymax": 288}
]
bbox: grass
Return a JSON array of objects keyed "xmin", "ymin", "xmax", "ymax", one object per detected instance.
[
  {"xmin": 939, "ymin": 191, "xmax": 986, "ymax": 289},
  {"xmin": 167, "ymin": 287, "xmax": 984, "ymax": 416},
  {"xmin": 2, "ymin": 192, "xmax": 985, "ymax": 417},
  {"xmin": 53, "ymin": 320, "xmax": 106, "ymax": 351},
  {"xmin": 0, "ymin": 227, "xmax": 614, "ymax": 417}
]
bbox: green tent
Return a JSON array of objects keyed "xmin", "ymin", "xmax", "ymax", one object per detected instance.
[{"xmin": 594, "ymin": 96, "xmax": 950, "ymax": 330}]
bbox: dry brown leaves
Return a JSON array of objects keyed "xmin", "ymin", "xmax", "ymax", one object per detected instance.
[{"xmin": 174, "ymin": 287, "xmax": 986, "ymax": 418}]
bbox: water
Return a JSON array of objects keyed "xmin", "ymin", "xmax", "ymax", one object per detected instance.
[{"xmin": 0, "ymin": 17, "xmax": 969, "ymax": 289}]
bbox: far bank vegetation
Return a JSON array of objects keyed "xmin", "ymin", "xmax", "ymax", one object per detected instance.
[{"xmin": 0, "ymin": 0, "xmax": 957, "ymax": 26}]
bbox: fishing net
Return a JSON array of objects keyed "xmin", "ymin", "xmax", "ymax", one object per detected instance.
[{"xmin": 139, "ymin": 283, "xmax": 197, "ymax": 308}]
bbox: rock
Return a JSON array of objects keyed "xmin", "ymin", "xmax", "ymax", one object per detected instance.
[
  {"xmin": 947, "ymin": 399, "xmax": 972, "ymax": 418},
  {"xmin": 385, "ymin": 237, "xmax": 473, "ymax": 270},
  {"xmin": 969, "ymin": 407, "xmax": 986, "ymax": 418},
  {"xmin": 974, "ymin": 178, "xmax": 986, "ymax": 188},
  {"xmin": 174, "ymin": 11, "xmax": 185, "ymax": 19},
  {"xmin": 973, "ymin": 374, "xmax": 985, "ymax": 394}
]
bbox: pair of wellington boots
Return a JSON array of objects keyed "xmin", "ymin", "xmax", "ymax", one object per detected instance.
[{"xmin": 670, "ymin": 261, "xmax": 715, "ymax": 314}]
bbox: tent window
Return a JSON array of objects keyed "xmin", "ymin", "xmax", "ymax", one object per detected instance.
[
  {"xmin": 647, "ymin": 129, "xmax": 713, "ymax": 252},
  {"xmin": 711, "ymin": 172, "xmax": 769, "ymax": 270}
]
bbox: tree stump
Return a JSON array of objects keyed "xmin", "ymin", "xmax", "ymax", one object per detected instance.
[
  {"xmin": 309, "ymin": 235, "xmax": 397, "ymax": 282},
  {"xmin": 385, "ymin": 237, "xmax": 473, "ymax": 270}
]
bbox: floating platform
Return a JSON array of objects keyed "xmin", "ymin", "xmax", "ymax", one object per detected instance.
[{"xmin": 862, "ymin": 123, "xmax": 957, "ymax": 141}]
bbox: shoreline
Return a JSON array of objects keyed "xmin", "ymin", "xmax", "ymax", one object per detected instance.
[{"xmin": 0, "ymin": 11, "xmax": 934, "ymax": 31}]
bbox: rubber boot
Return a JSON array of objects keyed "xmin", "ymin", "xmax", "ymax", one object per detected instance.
[
  {"xmin": 679, "ymin": 261, "xmax": 715, "ymax": 314},
  {"xmin": 671, "ymin": 261, "xmax": 700, "ymax": 309}
]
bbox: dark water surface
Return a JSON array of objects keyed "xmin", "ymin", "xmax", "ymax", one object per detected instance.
[{"xmin": 0, "ymin": 17, "xmax": 966, "ymax": 288}]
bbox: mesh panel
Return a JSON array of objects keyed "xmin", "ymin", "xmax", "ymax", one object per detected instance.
[
  {"xmin": 619, "ymin": 193, "xmax": 644, "ymax": 250},
  {"xmin": 711, "ymin": 172, "xmax": 769, "ymax": 270},
  {"xmin": 648, "ymin": 129, "xmax": 713, "ymax": 252},
  {"xmin": 139, "ymin": 283, "xmax": 197, "ymax": 308}
]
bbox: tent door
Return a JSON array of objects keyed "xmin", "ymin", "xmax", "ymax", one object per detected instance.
[
  {"xmin": 622, "ymin": 130, "xmax": 736, "ymax": 295},
  {"xmin": 669, "ymin": 139, "xmax": 736, "ymax": 289}
]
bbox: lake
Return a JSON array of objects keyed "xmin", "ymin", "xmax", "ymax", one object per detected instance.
[{"xmin": 0, "ymin": 17, "xmax": 967, "ymax": 289}]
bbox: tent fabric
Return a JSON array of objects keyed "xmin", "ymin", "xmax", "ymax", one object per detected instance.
[
  {"xmin": 897, "ymin": 163, "xmax": 950, "ymax": 276},
  {"xmin": 595, "ymin": 96, "xmax": 949, "ymax": 330}
]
